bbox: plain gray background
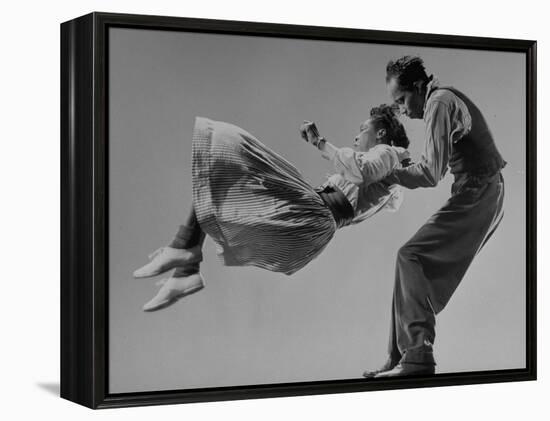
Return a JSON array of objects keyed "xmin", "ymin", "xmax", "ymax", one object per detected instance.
[
  {"xmin": 1, "ymin": 0, "xmax": 546, "ymax": 419},
  {"xmin": 108, "ymin": 27, "xmax": 526, "ymax": 393}
]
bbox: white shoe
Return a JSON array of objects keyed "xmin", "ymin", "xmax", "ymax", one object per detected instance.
[
  {"xmin": 133, "ymin": 246, "xmax": 202, "ymax": 278},
  {"xmin": 142, "ymin": 272, "xmax": 205, "ymax": 312}
]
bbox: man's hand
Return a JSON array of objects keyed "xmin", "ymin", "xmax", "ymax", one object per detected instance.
[
  {"xmin": 299, "ymin": 121, "xmax": 323, "ymax": 147},
  {"xmin": 393, "ymin": 147, "xmax": 411, "ymax": 164}
]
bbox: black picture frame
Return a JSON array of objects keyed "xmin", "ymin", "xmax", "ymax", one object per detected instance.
[{"xmin": 60, "ymin": 11, "xmax": 537, "ymax": 409}]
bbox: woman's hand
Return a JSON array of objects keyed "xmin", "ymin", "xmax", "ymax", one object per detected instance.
[{"xmin": 300, "ymin": 121, "xmax": 324, "ymax": 148}]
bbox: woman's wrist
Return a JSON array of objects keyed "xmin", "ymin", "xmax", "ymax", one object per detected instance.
[
  {"xmin": 319, "ymin": 140, "xmax": 338, "ymax": 161},
  {"xmin": 315, "ymin": 136, "xmax": 327, "ymax": 151}
]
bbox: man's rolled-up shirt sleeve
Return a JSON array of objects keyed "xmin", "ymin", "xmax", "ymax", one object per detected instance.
[{"xmin": 389, "ymin": 100, "xmax": 451, "ymax": 189}]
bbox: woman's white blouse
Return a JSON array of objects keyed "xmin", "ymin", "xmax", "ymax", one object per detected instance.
[{"xmin": 320, "ymin": 143, "xmax": 410, "ymax": 224}]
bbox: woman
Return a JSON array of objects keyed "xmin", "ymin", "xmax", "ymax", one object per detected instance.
[{"xmin": 134, "ymin": 105, "xmax": 410, "ymax": 311}]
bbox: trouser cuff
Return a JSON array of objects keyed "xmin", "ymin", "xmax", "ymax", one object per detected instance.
[{"xmin": 401, "ymin": 345, "xmax": 436, "ymax": 365}]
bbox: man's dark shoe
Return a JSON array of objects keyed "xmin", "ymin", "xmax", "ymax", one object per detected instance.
[
  {"xmin": 362, "ymin": 357, "xmax": 399, "ymax": 378},
  {"xmin": 374, "ymin": 362, "xmax": 435, "ymax": 378}
]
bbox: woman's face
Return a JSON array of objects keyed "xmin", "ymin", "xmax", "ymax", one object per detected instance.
[{"xmin": 354, "ymin": 119, "xmax": 383, "ymax": 152}]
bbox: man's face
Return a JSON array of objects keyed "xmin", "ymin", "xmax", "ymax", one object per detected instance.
[{"xmin": 387, "ymin": 77, "xmax": 425, "ymax": 120}]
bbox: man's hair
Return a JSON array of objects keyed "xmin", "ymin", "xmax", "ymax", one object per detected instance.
[
  {"xmin": 386, "ymin": 55, "xmax": 429, "ymax": 91},
  {"xmin": 369, "ymin": 104, "xmax": 410, "ymax": 149}
]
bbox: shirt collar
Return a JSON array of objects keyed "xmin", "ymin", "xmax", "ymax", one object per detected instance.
[{"xmin": 423, "ymin": 75, "xmax": 440, "ymax": 113}]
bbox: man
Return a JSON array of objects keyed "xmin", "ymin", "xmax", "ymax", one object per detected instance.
[{"xmin": 364, "ymin": 56, "xmax": 506, "ymax": 378}]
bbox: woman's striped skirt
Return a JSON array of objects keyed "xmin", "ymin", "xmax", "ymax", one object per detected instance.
[{"xmin": 191, "ymin": 117, "xmax": 336, "ymax": 275}]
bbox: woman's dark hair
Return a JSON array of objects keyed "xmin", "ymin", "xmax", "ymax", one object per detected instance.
[
  {"xmin": 385, "ymin": 55, "xmax": 429, "ymax": 91},
  {"xmin": 369, "ymin": 104, "xmax": 410, "ymax": 149}
]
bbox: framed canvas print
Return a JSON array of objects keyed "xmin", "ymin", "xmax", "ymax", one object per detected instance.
[{"xmin": 60, "ymin": 12, "xmax": 536, "ymax": 409}]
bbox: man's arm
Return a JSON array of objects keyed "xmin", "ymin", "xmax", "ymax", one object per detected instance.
[{"xmin": 386, "ymin": 100, "xmax": 452, "ymax": 189}]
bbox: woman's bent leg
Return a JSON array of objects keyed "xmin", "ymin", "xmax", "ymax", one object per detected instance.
[
  {"xmin": 140, "ymin": 205, "xmax": 208, "ymax": 312},
  {"xmin": 169, "ymin": 206, "xmax": 205, "ymax": 250},
  {"xmin": 133, "ymin": 205, "xmax": 205, "ymax": 278},
  {"xmin": 169, "ymin": 206, "xmax": 206, "ymax": 277}
]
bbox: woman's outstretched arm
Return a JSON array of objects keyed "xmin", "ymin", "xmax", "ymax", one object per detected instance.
[{"xmin": 300, "ymin": 121, "xmax": 409, "ymax": 186}]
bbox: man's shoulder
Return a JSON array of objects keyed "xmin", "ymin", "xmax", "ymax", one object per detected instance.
[
  {"xmin": 425, "ymin": 87, "xmax": 467, "ymax": 118},
  {"xmin": 428, "ymin": 87, "xmax": 458, "ymax": 106}
]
